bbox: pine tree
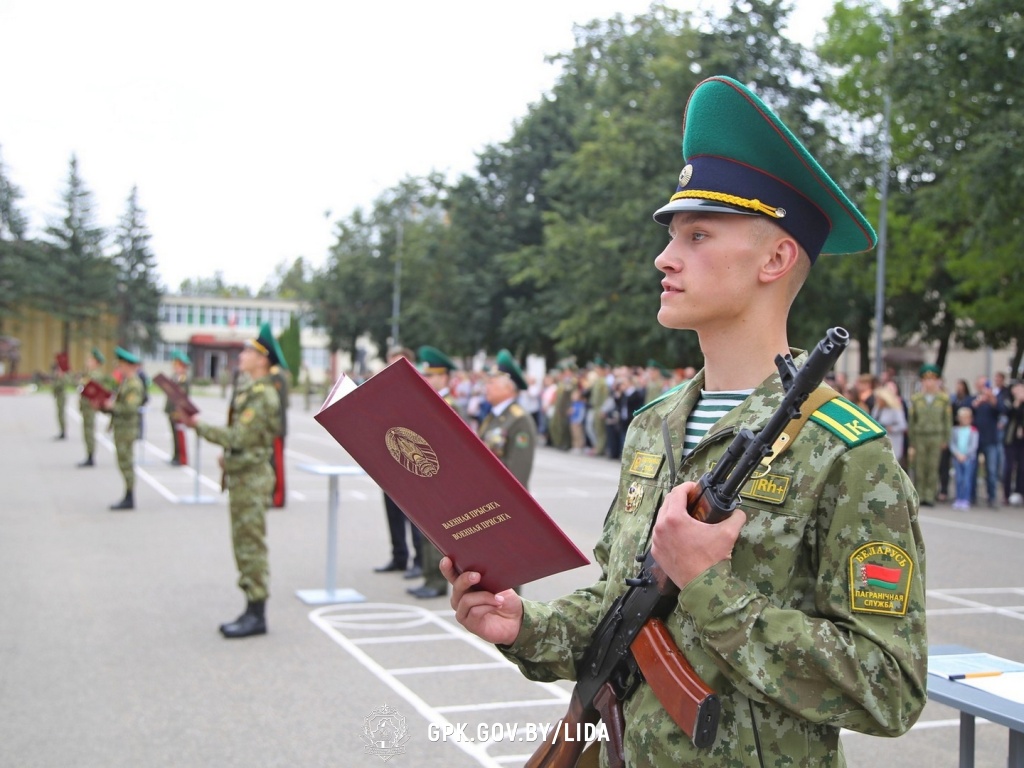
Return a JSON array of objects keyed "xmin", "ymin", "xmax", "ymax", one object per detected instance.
[
  {"xmin": 43, "ymin": 155, "xmax": 113, "ymax": 353},
  {"xmin": 111, "ymin": 186, "xmax": 162, "ymax": 352}
]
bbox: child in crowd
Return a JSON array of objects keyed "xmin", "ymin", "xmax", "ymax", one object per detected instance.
[
  {"xmin": 950, "ymin": 406, "xmax": 979, "ymax": 510},
  {"xmin": 568, "ymin": 386, "xmax": 586, "ymax": 454}
]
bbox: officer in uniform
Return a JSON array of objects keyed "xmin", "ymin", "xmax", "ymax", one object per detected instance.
[
  {"xmin": 165, "ymin": 350, "xmax": 191, "ymax": 466},
  {"xmin": 407, "ymin": 345, "xmax": 464, "ymax": 599},
  {"xmin": 52, "ymin": 352, "xmax": 70, "ymax": 440},
  {"xmin": 104, "ymin": 347, "xmax": 144, "ymax": 510},
  {"xmin": 444, "ymin": 76, "xmax": 926, "ymax": 767},
  {"xmin": 180, "ymin": 323, "xmax": 282, "ymax": 638},
  {"xmin": 77, "ymin": 347, "xmax": 106, "ymax": 467},
  {"xmin": 479, "ymin": 349, "xmax": 537, "ymax": 489},
  {"xmin": 908, "ymin": 363, "xmax": 952, "ymax": 506}
]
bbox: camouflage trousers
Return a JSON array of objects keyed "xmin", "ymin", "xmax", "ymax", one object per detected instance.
[
  {"xmin": 81, "ymin": 403, "xmax": 96, "ymax": 455},
  {"xmin": 913, "ymin": 434, "xmax": 944, "ymax": 504},
  {"xmin": 112, "ymin": 423, "xmax": 137, "ymax": 491},
  {"xmin": 227, "ymin": 464, "xmax": 274, "ymax": 601},
  {"xmin": 55, "ymin": 392, "xmax": 67, "ymax": 434}
]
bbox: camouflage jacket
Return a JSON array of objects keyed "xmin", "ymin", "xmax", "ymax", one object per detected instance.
[
  {"xmin": 110, "ymin": 374, "xmax": 144, "ymax": 429},
  {"xmin": 478, "ymin": 400, "xmax": 537, "ymax": 488},
  {"xmin": 502, "ymin": 353, "xmax": 927, "ymax": 767},
  {"xmin": 908, "ymin": 390, "xmax": 952, "ymax": 442},
  {"xmin": 196, "ymin": 374, "xmax": 280, "ymax": 474}
]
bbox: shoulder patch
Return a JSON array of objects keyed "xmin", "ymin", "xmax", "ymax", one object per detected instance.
[
  {"xmin": 634, "ymin": 381, "xmax": 686, "ymax": 416},
  {"xmin": 509, "ymin": 403, "xmax": 526, "ymax": 418},
  {"xmin": 252, "ymin": 383, "xmax": 265, "ymax": 393},
  {"xmin": 810, "ymin": 397, "xmax": 886, "ymax": 447},
  {"xmin": 850, "ymin": 541, "xmax": 914, "ymax": 616}
]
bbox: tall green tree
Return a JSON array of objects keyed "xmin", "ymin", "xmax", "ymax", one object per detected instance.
[
  {"xmin": 312, "ymin": 208, "xmax": 391, "ymax": 363},
  {"xmin": 259, "ymin": 257, "xmax": 313, "ymax": 300},
  {"xmin": 278, "ymin": 313, "xmax": 302, "ymax": 382},
  {"xmin": 42, "ymin": 155, "xmax": 113, "ymax": 353},
  {"xmin": 111, "ymin": 186, "xmax": 162, "ymax": 352},
  {"xmin": 511, "ymin": 1, "xmax": 830, "ymax": 365},
  {"xmin": 0, "ymin": 147, "xmax": 39, "ymax": 332},
  {"xmin": 892, "ymin": 0, "xmax": 1024, "ymax": 370}
]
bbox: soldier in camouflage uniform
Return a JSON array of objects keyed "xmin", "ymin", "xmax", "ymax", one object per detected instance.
[
  {"xmin": 908, "ymin": 364, "xmax": 952, "ymax": 507},
  {"xmin": 443, "ymin": 76, "xmax": 927, "ymax": 767},
  {"xmin": 181, "ymin": 323, "xmax": 282, "ymax": 638},
  {"xmin": 52, "ymin": 352, "xmax": 70, "ymax": 440},
  {"xmin": 407, "ymin": 345, "xmax": 465, "ymax": 599},
  {"xmin": 104, "ymin": 347, "xmax": 144, "ymax": 510},
  {"xmin": 77, "ymin": 347, "xmax": 106, "ymax": 467}
]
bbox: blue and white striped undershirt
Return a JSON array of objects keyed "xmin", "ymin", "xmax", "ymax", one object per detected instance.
[{"xmin": 682, "ymin": 390, "xmax": 754, "ymax": 457}]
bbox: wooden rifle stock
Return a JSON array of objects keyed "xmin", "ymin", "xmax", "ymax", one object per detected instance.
[{"xmin": 524, "ymin": 689, "xmax": 600, "ymax": 768}]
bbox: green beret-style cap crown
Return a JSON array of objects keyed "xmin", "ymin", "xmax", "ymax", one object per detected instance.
[
  {"xmin": 115, "ymin": 346, "xmax": 140, "ymax": 365},
  {"xmin": 653, "ymin": 76, "xmax": 877, "ymax": 262},
  {"xmin": 920, "ymin": 363, "xmax": 940, "ymax": 377},
  {"xmin": 250, "ymin": 322, "xmax": 287, "ymax": 369},
  {"xmin": 417, "ymin": 345, "xmax": 456, "ymax": 373},
  {"xmin": 171, "ymin": 349, "xmax": 191, "ymax": 366},
  {"xmin": 91, "ymin": 347, "xmax": 106, "ymax": 364},
  {"xmin": 495, "ymin": 349, "xmax": 527, "ymax": 390}
]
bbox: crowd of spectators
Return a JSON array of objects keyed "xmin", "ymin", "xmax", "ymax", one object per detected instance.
[
  {"xmin": 443, "ymin": 356, "xmax": 1024, "ymax": 509},
  {"xmin": 825, "ymin": 366, "xmax": 1024, "ymax": 510}
]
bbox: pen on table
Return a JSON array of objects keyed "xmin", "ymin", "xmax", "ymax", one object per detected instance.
[{"xmin": 948, "ymin": 671, "xmax": 1004, "ymax": 680}]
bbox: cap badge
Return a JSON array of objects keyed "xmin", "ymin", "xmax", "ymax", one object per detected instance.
[{"xmin": 678, "ymin": 164, "xmax": 693, "ymax": 188}]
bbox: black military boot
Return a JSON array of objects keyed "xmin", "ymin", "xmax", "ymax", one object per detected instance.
[
  {"xmin": 109, "ymin": 491, "xmax": 134, "ymax": 510},
  {"xmin": 78, "ymin": 454, "xmax": 94, "ymax": 468},
  {"xmin": 220, "ymin": 600, "xmax": 267, "ymax": 638}
]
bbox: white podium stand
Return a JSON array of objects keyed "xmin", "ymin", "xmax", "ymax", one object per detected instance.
[{"xmin": 295, "ymin": 464, "xmax": 368, "ymax": 604}]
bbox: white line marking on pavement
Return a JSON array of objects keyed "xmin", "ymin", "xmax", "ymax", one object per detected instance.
[
  {"xmin": 920, "ymin": 514, "xmax": 1024, "ymax": 540},
  {"xmin": 927, "ymin": 587, "xmax": 1024, "ymax": 622},
  {"xmin": 310, "ymin": 602, "xmax": 571, "ymax": 767}
]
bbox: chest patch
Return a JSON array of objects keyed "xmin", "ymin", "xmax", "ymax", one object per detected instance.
[
  {"xmin": 239, "ymin": 407, "xmax": 256, "ymax": 425},
  {"xmin": 849, "ymin": 542, "xmax": 914, "ymax": 617},
  {"xmin": 738, "ymin": 471, "xmax": 792, "ymax": 505},
  {"xmin": 629, "ymin": 452, "xmax": 664, "ymax": 479}
]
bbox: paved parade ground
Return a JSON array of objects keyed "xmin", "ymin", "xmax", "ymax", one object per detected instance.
[{"xmin": 2, "ymin": 387, "xmax": 1023, "ymax": 767}]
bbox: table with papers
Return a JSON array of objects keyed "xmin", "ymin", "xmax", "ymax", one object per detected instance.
[{"xmin": 928, "ymin": 645, "xmax": 1024, "ymax": 767}]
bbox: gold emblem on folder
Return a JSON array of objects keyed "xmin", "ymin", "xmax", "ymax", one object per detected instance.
[{"xmin": 386, "ymin": 427, "xmax": 440, "ymax": 477}]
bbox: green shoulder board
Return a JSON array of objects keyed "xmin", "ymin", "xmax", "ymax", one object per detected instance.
[
  {"xmin": 634, "ymin": 382, "xmax": 686, "ymax": 416},
  {"xmin": 810, "ymin": 397, "xmax": 886, "ymax": 447}
]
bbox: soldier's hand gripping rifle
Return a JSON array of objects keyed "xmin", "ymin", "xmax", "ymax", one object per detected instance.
[{"xmin": 526, "ymin": 327, "xmax": 850, "ymax": 768}]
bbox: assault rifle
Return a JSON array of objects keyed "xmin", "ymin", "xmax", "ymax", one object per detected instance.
[{"xmin": 526, "ymin": 327, "xmax": 850, "ymax": 768}]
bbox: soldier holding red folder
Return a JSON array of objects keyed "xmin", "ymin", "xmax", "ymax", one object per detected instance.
[
  {"xmin": 180, "ymin": 323, "xmax": 283, "ymax": 638},
  {"xmin": 443, "ymin": 76, "xmax": 927, "ymax": 766}
]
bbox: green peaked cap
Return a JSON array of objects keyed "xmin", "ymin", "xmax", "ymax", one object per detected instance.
[
  {"xmin": 495, "ymin": 349, "xmax": 527, "ymax": 390},
  {"xmin": 114, "ymin": 346, "xmax": 140, "ymax": 364},
  {"xmin": 251, "ymin": 322, "xmax": 287, "ymax": 369},
  {"xmin": 171, "ymin": 349, "xmax": 191, "ymax": 366},
  {"xmin": 417, "ymin": 345, "xmax": 456, "ymax": 373},
  {"xmin": 91, "ymin": 347, "xmax": 106, "ymax": 364},
  {"xmin": 653, "ymin": 75, "xmax": 877, "ymax": 262}
]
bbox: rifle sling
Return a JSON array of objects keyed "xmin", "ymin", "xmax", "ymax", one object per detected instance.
[{"xmin": 757, "ymin": 385, "xmax": 838, "ymax": 473}]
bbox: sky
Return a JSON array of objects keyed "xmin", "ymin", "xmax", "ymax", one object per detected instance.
[{"xmin": 1, "ymin": 0, "xmax": 830, "ymax": 293}]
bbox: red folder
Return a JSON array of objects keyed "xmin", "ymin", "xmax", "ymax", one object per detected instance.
[
  {"xmin": 153, "ymin": 373, "xmax": 198, "ymax": 417},
  {"xmin": 314, "ymin": 358, "xmax": 589, "ymax": 593},
  {"xmin": 80, "ymin": 379, "xmax": 112, "ymax": 407}
]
